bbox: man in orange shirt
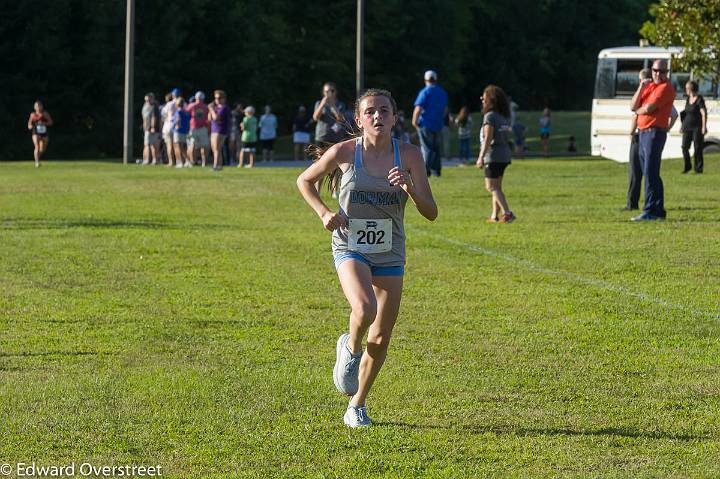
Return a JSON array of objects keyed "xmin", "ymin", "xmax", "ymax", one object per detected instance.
[{"xmin": 630, "ymin": 59, "xmax": 677, "ymax": 221}]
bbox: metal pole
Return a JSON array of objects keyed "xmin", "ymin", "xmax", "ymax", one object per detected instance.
[
  {"xmin": 122, "ymin": 0, "xmax": 135, "ymax": 164},
  {"xmin": 356, "ymin": 0, "xmax": 364, "ymax": 98}
]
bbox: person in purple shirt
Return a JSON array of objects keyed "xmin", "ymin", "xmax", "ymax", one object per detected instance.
[
  {"xmin": 208, "ymin": 89, "xmax": 230, "ymax": 171},
  {"xmin": 412, "ymin": 70, "xmax": 449, "ymax": 177}
]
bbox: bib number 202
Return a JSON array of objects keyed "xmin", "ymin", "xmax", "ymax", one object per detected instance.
[{"xmin": 348, "ymin": 218, "xmax": 392, "ymax": 254}]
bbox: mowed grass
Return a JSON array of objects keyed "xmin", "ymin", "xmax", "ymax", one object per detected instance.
[{"xmin": 1, "ymin": 157, "xmax": 719, "ymax": 478}]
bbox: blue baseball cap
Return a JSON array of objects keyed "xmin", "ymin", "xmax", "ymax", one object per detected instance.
[
  {"xmin": 171, "ymin": 88, "xmax": 181, "ymax": 96},
  {"xmin": 195, "ymin": 91, "xmax": 205, "ymax": 101}
]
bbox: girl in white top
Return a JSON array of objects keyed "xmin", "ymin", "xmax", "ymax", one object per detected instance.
[{"xmin": 297, "ymin": 89, "xmax": 437, "ymax": 428}]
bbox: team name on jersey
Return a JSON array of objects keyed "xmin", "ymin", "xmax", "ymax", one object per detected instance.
[{"xmin": 350, "ymin": 190, "xmax": 401, "ymax": 206}]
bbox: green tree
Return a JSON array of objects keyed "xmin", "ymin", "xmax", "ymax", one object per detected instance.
[{"xmin": 640, "ymin": 0, "xmax": 720, "ymax": 77}]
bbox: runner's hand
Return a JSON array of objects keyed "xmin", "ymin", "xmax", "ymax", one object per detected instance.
[
  {"xmin": 388, "ymin": 166, "xmax": 414, "ymax": 193},
  {"xmin": 321, "ymin": 210, "xmax": 347, "ymax": 231},
  {"xmin": 476, "ymin": 159, "xmax": 484, "ymax": 168}
]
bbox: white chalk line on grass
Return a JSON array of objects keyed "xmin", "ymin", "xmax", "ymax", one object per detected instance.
[{"xmin": 412, "ymin": 228, "xmax": 719, "ymax": 321}]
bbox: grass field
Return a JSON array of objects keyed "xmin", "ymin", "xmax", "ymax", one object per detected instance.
[{"xmin": 1, "ymin": 156, "xmax": 719, "ymax": 478}]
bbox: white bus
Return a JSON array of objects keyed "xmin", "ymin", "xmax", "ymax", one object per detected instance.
[{"xmin": 591, "ymin": 46, "xmax": 720, "ymax": 162}]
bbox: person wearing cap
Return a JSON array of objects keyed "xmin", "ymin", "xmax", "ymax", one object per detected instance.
[
  {"xmin": 141, "ymin": 93, "xmax": 161, "ymax": 165},
  {"xmin": 412, "ymin": 70, "xmax": 448, "ymax": 177},
  {"xmin": 186, "ymin": 91, "xmax": 210, "ymax": 167},
  {"xmin": 630, "ymin": 59, "xmax": 676, "ymax": 221}
]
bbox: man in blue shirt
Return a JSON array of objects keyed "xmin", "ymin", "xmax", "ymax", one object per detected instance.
[{"xmin": 412, "ymin": 70, "xmax": 449, "ymax": 177}]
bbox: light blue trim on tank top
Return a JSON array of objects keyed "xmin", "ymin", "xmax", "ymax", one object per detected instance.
[{"xmin": 333, "ymin": 137, "xmax": 404, "ymax": 277}]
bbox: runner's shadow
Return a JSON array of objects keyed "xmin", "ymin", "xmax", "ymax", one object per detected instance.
[{"xmin": 375, "ymin": 421, "xmax": 709, "ymax": 441}]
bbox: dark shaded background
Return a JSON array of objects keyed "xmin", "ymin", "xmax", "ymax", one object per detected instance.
[{"xmin": 0, "ymin": 0, "xmax": 650, "ymax": 160}]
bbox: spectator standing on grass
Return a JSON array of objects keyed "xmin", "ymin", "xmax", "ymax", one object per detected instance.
[
  {"xmin": 209, "ymin": 90, "xmax": 230, "ymax": 171},
  {"xmin": 412, "ymin": 70, "xmax": 448, "ymax": 177},
  {"xmin": 296, "ymin": 88, "xmax": 437, "ymax": 428},
  {"xmin": 229, "ymin": 103, "xmax": 244, "ymax": 165},
  {"xmin": 27, "ymin": 100, "xmax": 53, "ymax": 168},
  {"xmin": 259, "ymin": 105, "xmax": 278, "ymax": 162},
  {"xmin": 630, "ymin": 59, "xmax": 677, "ymax": 221},
  {"xmin": 292, "ymin": 105, "xmax": 312, "ymax": 161},
  {"xmin": 454, "ymin": 106, "xmax": 473, "ymax": 163},
  {"xmin": 624, "ymin": 68, "xmax": 678, "ymax": 212},
  {"xmin": 161, "ymin": 92, "xmax": 177, "ymax": 166},
  {"xmin": 681, "ymin": 80, "xmax": 707, "ymax": 174},
  {"xmin": 186, "ymin": 91, "xmax": 210, "ymax": 167},
  {"xmin": 239, "ymin": 106, "xmax": 258, "ymax": 168},
  {"xmin": 475, "ymin": 85, "xmax": 516, "ymax": 224},
  {"xmin": 539, "ymin": 107, "xmax": 551, "ymax": 157},
  {"xmin": 313, "ymin": 82, "xmax": 348, "ymax": 146},
  {"xmin": 141, "ymin": 93, "xmax": 161, "ymax": 165},
  {"xmin": 173, "ymin": 97, "xmax": 191, "ymax": 168},
  {"xmin": 509, "ymin": 97, "xmax": 526, "ymax": 157}
]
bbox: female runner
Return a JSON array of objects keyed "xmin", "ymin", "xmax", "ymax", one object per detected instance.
[
  {"xmin": 27, "ymin": 100, "xmax": 54, "ymax": 167},
  {"xmin": 297, "ymin": 89, "xmax": 437, "ymax": 427}
]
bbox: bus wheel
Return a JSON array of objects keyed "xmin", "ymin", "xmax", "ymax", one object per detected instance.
[{"xmin": 703, "ymin": 143, "xmax": 720, "ymax": 154}]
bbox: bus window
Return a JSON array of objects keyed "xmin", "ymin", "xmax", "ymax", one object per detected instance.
[
  {"xmin": 670, "ymin": 72, "xmax": 690, "ymax": 97},
  {"xmin": 696, "ymin": 76, "xmax": 717, "ymax": 98},
  {"xmin": 615, "ymin": 59, "xmax": 645, "ymax": 96},
  {"xmin": 594, "ymin": 58, "xmax": 615, "ymax": 99}
]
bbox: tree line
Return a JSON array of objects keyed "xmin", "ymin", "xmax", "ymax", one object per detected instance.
[{"xmin": 0, "ymin": 0, "xmax": 651, "ymax": 160}]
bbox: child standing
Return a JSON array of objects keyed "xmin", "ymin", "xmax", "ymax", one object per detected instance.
[
  {"xmin": 454, "ymin": 106, "xmax": 473, "ymax": 162},
  {"xmin": 239, "ymin": 106, "xmax": 258, "ymax": 168},
  {"xmin": 539, "ymin": 108, "xmax": 551, "ymax": 156}
]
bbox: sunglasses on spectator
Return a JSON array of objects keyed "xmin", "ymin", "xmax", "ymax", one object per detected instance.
[{"xmin": 652, "ymin": 68, "xmax": 668, "ymax": 73}]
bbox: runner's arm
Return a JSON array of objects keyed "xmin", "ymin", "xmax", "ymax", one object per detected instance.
[
  {"xmin": 389, "ymin": 145, "xmax": 437, "ymax": 221},
  {"xmin": 296, "ymin": 142, "xmax": 351, "ymax": 231},
  {"xmin": 27, "ymin": 114, "xmax": 33, "ymax": 130}
]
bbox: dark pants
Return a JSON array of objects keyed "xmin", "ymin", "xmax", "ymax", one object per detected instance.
[
  {"xmin": 638, "ymin": 128, "xmax": 667, "ymax": 218},
  {"xmin": 681, "ymin": 128, "xmax": 704, "ymax": 173},
  {"xmin": 459, "ymin": 137, "xmax": 471, "ymax": 162},
  {"xmin": 418, "ymin": 127, "xmax": 442, "ymax": 176},
  {"xmin": 627, "ymin": 134, "xmax": 642, "ymax": 209}
]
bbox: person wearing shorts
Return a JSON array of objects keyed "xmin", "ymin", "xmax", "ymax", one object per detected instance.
[
  {"xmin": 209, "ymin": 90, "xmax": 230, "ymax": 171},
  {"xmin": 186, "ymin": 91, "xmax": 210, "ymax": 167},
  {"xmin": 259, "ymin": 105, "xmax": 278, "ymax": 162},
  {"xmin": 141, "ymin": 93, "xmax": 161, "ymax": 165},
  {"xmin": 161, "ymin": 92, "xmax": 177, "ymax": 166},
  {"xmin": 173, "ymin": 97, "xmax": 191, "ymax": 168},
  {"xmin": 539, "ymin": 107, "xmax": 551, "ymax": 156},
  {"xmin": 297, "ymin": 88, "xmax": 437, "ymax": 428},
  {"xmin": 476, "ymin": 85, "xmax": 516, "ymax": 223},
  {"xmin": 239, "ymin": 106, "xmax": 258, "ymax": 168},
  {"xmin": 27, "ymin": 100, "xmax": 53, "ymax": 168}
]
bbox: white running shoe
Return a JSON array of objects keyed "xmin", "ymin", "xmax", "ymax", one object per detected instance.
[
  {"xmin": 343, "ymin": 404, "xmax": 371, "ymax": 428},
  {"xmin": 175, "ymin": 163, "xmax": 184, "ymax": 169},
  {"xmin": 333, "ymin": 333, "xmax": 362, "ymax": 395}
]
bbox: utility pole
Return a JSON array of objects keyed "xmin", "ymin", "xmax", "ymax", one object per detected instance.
[
  {"xmin": 356, "ymin": 0, "xmax": 365, "ymax": 98},
  {"xmin": 123, "ymin": 0, "xmax": 135, "ymax": 164}
]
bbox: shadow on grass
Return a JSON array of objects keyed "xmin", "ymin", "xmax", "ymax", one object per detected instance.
[
  {"xmin": 376, "ymin": 421, "xmax": 710, "ymax": 441},
  {"xmin": 0, "ymin": 218, "xmax": 232, "ymax": 230},
  {"xmin": 0, "ymin": 351, "xmax": 113, "ymax": 358}
]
